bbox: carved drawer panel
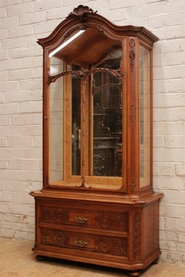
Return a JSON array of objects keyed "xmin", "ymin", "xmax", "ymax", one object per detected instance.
[
  {"xmin": 40, "ymin": 204, "xmax": 128, "ymax": 232},
  {"xmin": 41, "ymin": 228, "xmax": 128, "ymax": 257}
]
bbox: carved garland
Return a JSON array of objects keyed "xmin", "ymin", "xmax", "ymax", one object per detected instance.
[{"xmin": 47, "ymin": 67, "xmax": 124, "ymax": 84}]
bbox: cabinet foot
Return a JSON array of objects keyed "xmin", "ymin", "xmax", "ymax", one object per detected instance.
[
  {"xmin": 127, "ymin": 270, "xmax": 143, "ymax": 277},
  {"xmin": 36, "ymin": 255, "xmax": 47, "ymax": 261},
  {"xmin": 152, "ymin": 257, "xmax": 159, "ymax": 265}
]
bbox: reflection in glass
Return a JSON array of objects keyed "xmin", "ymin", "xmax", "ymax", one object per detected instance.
[
  {"xmin": 92, "ymin": 50, "xmax": 122, "ymax": 176},
  {"xmin": 139, "ymin": 46, "xmax": 150, "ymax": 187},
  {"xmin": 49, "ymin": 57, "xmax": 64, "ymax": 182}
]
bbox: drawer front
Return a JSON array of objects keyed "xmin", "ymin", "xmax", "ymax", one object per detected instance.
[
  {"xmin": 41, "ymin": 227, "xmax": 128, "ymax": 257},
  {"xmin": 40, "ymin": 203, "xmax": 128, "ymax": 232}
]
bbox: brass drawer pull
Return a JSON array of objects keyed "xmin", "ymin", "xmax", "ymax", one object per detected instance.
[
  {"xmin": 74, "ymin": 239, "xmax": 89, "ymax": 248},
  {"xmin": 74, "ymin": 216, "xmax": 89, "ymax": 224}
]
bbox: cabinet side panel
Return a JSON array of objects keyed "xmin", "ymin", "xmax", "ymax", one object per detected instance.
[{"xmin": 142, "ymin": 200, "xmax": 160, "ymax": 259}]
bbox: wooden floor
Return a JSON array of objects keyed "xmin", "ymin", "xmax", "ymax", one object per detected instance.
[{"xmin": 0, "ymin": 238, "xmax": 184, "ymax": 276}]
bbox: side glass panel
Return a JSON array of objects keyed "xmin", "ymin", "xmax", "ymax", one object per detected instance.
[
  {"xmin": 139, "ymin": 46, "xmax": 150, "ymax": 187},
  {"xmin": 92, "ymin": 50, "xmax": 122, "ymax": 177},
  {"xmin": 49, "ymin": 57, "xmax": 64, "ymax": 182},
  {"xmin": 72, "ymin": 64, "xmax": 81, "ymax": 175}
]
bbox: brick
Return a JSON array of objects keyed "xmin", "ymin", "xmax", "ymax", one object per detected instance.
[
  {"xmin": 154, "ymin": 107, "xmax": 185, "ymax": 122},
  {"xmin": 6, "ymin": 2, "xmax": 34, "ymax": 17},
  {"xmin": 154, "ymin": 38, "xmax": 185, "ymax": 54},
  {"xmin": 0, "ymin": 49, "xmax": 8, "ymax": 61},
  {"xmin": 148, "ymin": 12, "xmax": 185, "ymax": 29},
  {"xmin": 0, "ymin": 59, "xmax": 21, "ymax": 71},
  {"xmin": 11, "ymin": 113, "xmax": 42, "ymax": 126},
  {"xmin": 153, "ymin": 135, "xmax": 164, "ymax": 148},
  {"xmin": 102, "ymin": 9, "xmax": 128, "ymax": 24},
  {"xmin": 19, "ymin": 101, "xmax": 42, "ymax": 114},
  {"xmin": 0, "ymin": 16, "xmax": 18, "ymax": 29},
  {"xmin": 164, "ymin": 136, "xmax": 185, "ymax": 148},
  {"xmin": 7, "ymin": 136, "xmax": 33, "ymax": 148},
  {"xmin": 154, "ymin": 176, "xmax": 182, "ymax": 190},
  {"xmin": 22, "ymin": 57, "xmax": 42, "ymax": 68},
  {"xmin": 0, "ymin": 0, "xmax": 19, "ymax": 8},
  {"xmin": 1, "ymin": 81, "xmax": 19, "ymax": 93},
  {"xmin": 9, "ymin": 46, "xmax": 35, "ymax": 59},
  {"xmin": 0, "ymin": 103, "xmax": 19, "ymax": 115},
  {"xmin": 33, "ymin": 20, "xmax": 60, "ymax": 35},
  {"xmin": 0, "ymin": 160, "xmax": 8, "ymax": 169},
  {"xmin": 153, "ymin": 162, "xmax": 175, "ymax": 176},
  {"xmin": 154, "ymin": 149, "xmax": 185, "ymax": 162},
  {"xmin": 8, "ymin": 69, "xmax": 33, "ymax": 81},
  {"xmin": 175, "ymin": 164, "xmax": 185, "ymax": 177},
  {"xmin": 19, "ymin": 79, "xmax": 42, "ymax": 90},
  {"xmin": 163, "ymin": 52, "xmax": 185, "ymax": 66},
  {"xmin": 153, "ymin": 122, "xmax": 184, "ymax": 135},
  {"xmin": 110, "ymin": 0, "xmax": 143, "ymax": 9},
  {"xmin": 19, "ymin": 126, "xmax": 42, "ymax": 136},
  {"xmin": 166, "ymin": 25, "xmax": 185, "ymax": 39},
  {"xmin": 166, "ymin": 0, "xmax": 185, "ymax": 13},
  {"xmin": 46, "ymin": 7, "xmax": 71, "ymax": 21},
  {"xmin": 154, "ymin": 65, "xmax": 184, "ymax": 80},
  {"xmin": 168, "ymin": 78, "xmax": 185, "ymax": 93},
  {"xmin": 0, "ymin": 137, "xmax": 7, "ymax": 147},
  {"xmin": 9, "ymin": 24, "xmax": 34, "ymax": 37},
  {"xmin": 0, "ymin": 7, "xmax": 6, "ymax": 18},
  {"xmin": 35, "ymin": 0, "xmax": 64, "ymax": 11},
  {"xmin": 5, "ymin": 92, "xmax": 29, "ymax": 103},
  {"xmin": 165, "ymin": 218, "xmax": 185, "ymax": 233},
  {"xmin": 19, "ymin": 170, "xmax": 42, "ymax": 182},
  {"xmin": 161, "ymin": 204, "xmax": 185, "ymax": 218},
  {"xmin": 0, "ymin": 91, "xmax": 6, "ymax": 103},
  {"xmin": 130, "ymin": 2, "xmax": 166, "ymax": 18},
  {"xmin": 2, "ymin": 37, "xmax": 27, "ymax": 50}
]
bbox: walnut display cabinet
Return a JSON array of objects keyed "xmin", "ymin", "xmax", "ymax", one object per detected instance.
[{"xmin": 30, "ymin": 5, "xmax": 163, "ymax": 276}]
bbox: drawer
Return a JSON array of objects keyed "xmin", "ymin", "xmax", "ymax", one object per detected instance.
[
  {"xmin": 40, "ymin": 227, "xmax": 128, "ymax": 258},
  {"xmin": 40, "ymin": 203, "xmax": 128, "ymax": 232}
]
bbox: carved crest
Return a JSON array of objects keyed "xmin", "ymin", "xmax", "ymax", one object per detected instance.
[{"xmin": 68, "ymin": 5, "xmax": 97, "ymax": 20}]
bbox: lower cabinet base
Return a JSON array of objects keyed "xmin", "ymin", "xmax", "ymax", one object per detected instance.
[
  {"xmin": 33, "ymin": 251, "xmax": 160, "ymax": 276},
  {"xmin": 31, "ymin": 191, "xmax": 163, "ymax": 276}
]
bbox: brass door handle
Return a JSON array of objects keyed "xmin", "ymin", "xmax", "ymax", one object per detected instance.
[
  {"xmin": 74, "ymin": 216, "xmax": 89, "ymax": 224},
  {"xmin": 74, "ymin": 239, "xmax": 89, "ymax": 248}
]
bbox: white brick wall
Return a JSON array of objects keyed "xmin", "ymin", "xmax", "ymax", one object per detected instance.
[{"xmin": 0, "ymin": 0, "xmax": 185, "ymax": 264}]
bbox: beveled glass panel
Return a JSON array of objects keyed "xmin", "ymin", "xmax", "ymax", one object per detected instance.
[
  {"xmin": 92, "ymin": 50, "xmax": 122, "ymax": 177},
  {"xmin": 49, "ymin": 57, "xmax": 64, "ymax": 182},
  {"xmin": 139, "ymin": 46, "xmax": 150, "ymax": 187}
]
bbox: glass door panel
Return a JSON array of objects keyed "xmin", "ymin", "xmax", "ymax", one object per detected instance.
[
  {"xmin": 49, "ymin": 57, "xmax": 64, "ymax": 183},
  {"xmin": 139, "ymin": 46, "xmax": 151, "ymax": 188},
  {"xmin": 92, "ymin": 50, "xmax": 122, "ymax": 177},
  {"xmin": 72, "ymin": 64, "xmax": 81, "ymax": 175}
]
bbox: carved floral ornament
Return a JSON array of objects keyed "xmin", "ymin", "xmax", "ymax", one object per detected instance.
[{"xmin": 129, "ymin": 38, "xmax": 135, "ymax": 72}]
